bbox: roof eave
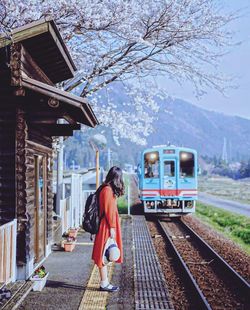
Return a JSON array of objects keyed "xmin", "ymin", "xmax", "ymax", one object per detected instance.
[
  {"xmin": 21, "ymin": 76, "xmax": 98, "ymax": 128},
  {"xmin": 0, "ymin": 18, "xmax": 76, "ymax": 79}
]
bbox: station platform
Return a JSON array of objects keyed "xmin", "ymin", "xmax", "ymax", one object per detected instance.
[{"xmin": 4, "ymin": 216, "xmax": 173, "ymax": 310}]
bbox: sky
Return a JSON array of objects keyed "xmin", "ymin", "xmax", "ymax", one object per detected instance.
[{"xmin": 159, "ymin": 0, "xmax": 250, "ymax": 119}]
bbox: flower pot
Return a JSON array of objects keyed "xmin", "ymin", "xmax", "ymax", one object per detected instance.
[
  {"xmin": 30, "ymin": 272, "xmax": 49, "ymax": 292},
  {"xmin": 64, "ymin": 242, "xmax": 76, "ymax": 252}
]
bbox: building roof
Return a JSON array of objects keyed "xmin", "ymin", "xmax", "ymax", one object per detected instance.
[
  {"xmin": 21, "ymin": 75, "xmax": 98, "ymax": 127},
  {"xmin": 0, "ymin": 19, "xmax": 99, "ymax": 128},
  {"xmin": 0, "ymin": 18, "xmax": 76, "ymax": 83}
]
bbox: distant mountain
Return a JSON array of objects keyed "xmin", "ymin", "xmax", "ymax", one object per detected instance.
[
  {"xmin": 147, "ymin": 98, "xmax": 250, "ymax": 159},
  {"xmin": 65, "ymin": 92, "xmax": 250, "ymax": 167},
  {"xmin": 103, "ymin": 96, "xmax": 250, "ymax": 165}
]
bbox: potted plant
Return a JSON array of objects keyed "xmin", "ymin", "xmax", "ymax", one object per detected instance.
[
  {"xmin": 30, "ymin": 265, "xmax": 49, "ymax": 291},
  {"xmin": 64, "ymin": 236, "xmax": 76, "ymax": 252}
]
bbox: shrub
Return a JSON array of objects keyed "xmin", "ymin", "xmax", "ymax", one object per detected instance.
[
  {"xmin": 196, "ymin": 202, "xmax": 250, "ymax": 248},
  {"xmin": 232, "ymin": 228, "xmax": 250, "ymax": 244}
]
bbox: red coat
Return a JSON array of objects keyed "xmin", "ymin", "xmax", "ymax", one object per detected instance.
[{"xmin": 92, "ymin": 185, "xmax": 123, "ymax": 267}]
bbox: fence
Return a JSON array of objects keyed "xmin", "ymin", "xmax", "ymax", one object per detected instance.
[
  {"xmin": 82, "ymin": 190, "xmax": 95, "ymax": 207},
  {"xmin": 59, "ymin": 174, "xmax": 94, "ymax": 233},
  {"xmin": 70, "ymin": 174, "xmax": 83, "ymax": 228},
  {"xmin": 0, "ymin": 219, "xmax": 17, "ymax": 284},
  {"xmin": 60, "ymin": 197, "xmax": 70, "ymax": 234}
]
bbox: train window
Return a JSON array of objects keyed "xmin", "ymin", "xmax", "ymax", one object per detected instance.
[
  {"xmin": 180, "ymin": 152, "xmax": 194, "ymax": 177},
  {"xmin": 164, "ymin": 161, "xmax": 175, "ymax": 177},
  {"xmin": 144, "ymin": 152, "xmax": 159, "ymax": 178}
]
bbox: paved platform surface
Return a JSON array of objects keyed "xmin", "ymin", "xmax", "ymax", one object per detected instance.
[
  {"xmin": 18, "ymin": 230, "xmax": 94, "ymax": 310},
  {"xmin": 15, "ymin": 216, "xmax": 134, "ymax": 310},
  {"xmin": 199, "ymin": 192, "xmax": 250, "ymax": 217},
  {"xmin": 8, "ymin": 215, "xmax": 173, "ymax": 310}
]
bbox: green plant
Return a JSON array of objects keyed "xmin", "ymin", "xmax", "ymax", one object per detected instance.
[
  {"xmin": 196, "ymin": 202, "xmax": 250, "ymax": 254},
  {"xmin": 117, "ymin": 196, "xmax": 128, "ymax": 214},
  {"xmin": 117, "ymin": 173, "xmax": 130, "ymax": 214},
  {"xmin": 33, "ymin": 265, "xmax": 46, "ymax": 278}
]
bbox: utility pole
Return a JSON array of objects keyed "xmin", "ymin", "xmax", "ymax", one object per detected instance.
[
  {"xmin": 107, "ymin": 148, "xmax": 111, "ymax": 170},
  {"xmin": 96, "ymin": 150, "xmax": 100, "ymax": 189},
  {"xmin": 127, "ymin": 176, "xmax": 131, "ymax": 215},
  {"xmin": 89, "ymin": 141, "xmax": 100, "ymax": 189},
  {"xmin": 89, "ymin": 134, "xmax": 107, "ymax": 189}
]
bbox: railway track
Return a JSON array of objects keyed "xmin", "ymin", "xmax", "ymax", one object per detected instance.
[{"xmin": 157, "ymin": 218, "xmax": 250, "ymax": 310}]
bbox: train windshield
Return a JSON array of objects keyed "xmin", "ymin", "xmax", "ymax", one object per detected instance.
[
  {"xmin": 180, "ymin": 151, "xmax": 194, "ymax": 177},
  {"xmin": 164, "ymin": 161, "xmax": 175, "ymax": 177},
  {"xmin": 144, "ymin": 152, "xmax": 159, "ymax": 178}
]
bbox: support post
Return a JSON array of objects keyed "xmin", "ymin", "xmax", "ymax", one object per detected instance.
[
  {"xmin": 107, "ymin": 148, "xmax": 111, "ymax": 170},
  {"xmin": 96, "ymin": 150, "xmax": 99, "ymax": 189},
  {"xmin": 127, "ymin": 177, "xmax": 130, "ymax": 215},
  {"xmin": 56, "ymin": 119, "xmax": 64, "ymax": 215}
]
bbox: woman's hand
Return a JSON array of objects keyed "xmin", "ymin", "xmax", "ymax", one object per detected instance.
[{"xmin": 110, "ymin": 228, "xmax": 116, "ymax": 239}]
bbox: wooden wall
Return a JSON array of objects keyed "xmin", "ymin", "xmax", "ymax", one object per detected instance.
[
  {"xmin": 15, "ymin": 108, "xmax": 28, "ymax": 264},
  {"xmin": 15, "ymin": 108, "xmax": 54, "ymax": 264},
  {"xmin": 0, "ymin": 43, "xmax": 57, "ymax": 267},
  {"xmin": 25, "ymin": 139, "xmax": 54, "ymax": 261},
  {"xmin": 0, "ymin": 105, "xmax": 16, "ymax": 225}
]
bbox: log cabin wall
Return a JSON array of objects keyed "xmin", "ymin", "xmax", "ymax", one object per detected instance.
[
  {"xmin": 1, "ymin": 45, "xmax": 55, "ymax": 271},
  {"xmin": 8, "ymin": 42, "xmax": 55, "ymax": 269},
  {"xmin": 25, "ymin": 138, "xmax": 54, "ymax": 262},
  {"xmin": 0, "ymin": 100, "xmax": 54, "ymax": 275},
  {"xmin": 1, "ymin": 19, "xmax": 98, "ymax": 280},
  {"xmin": 0, "ymin": 105, "xmax": 16, "ymax": 225},
  {"xmin": 15, "ymin": 108, "xmax": 54, "ymax": 271},
  {"xmin": 15, "ymin": 108, "xmax": 28, "ymax": 265},
  {"xmin": 0, "ymin": 49, "xmax": 15, "ymax": 226}
]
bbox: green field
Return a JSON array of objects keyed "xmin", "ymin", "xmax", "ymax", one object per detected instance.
[
  {"xmin": 117, "ymin": 173, "xmax": 130, "ymax": 214},
  {"xmin": 198, "ymin": 175, "xmax": 250, "ymax": 205},
  {"xmin": 196, "ymin": 202, "xmax": 250, "ymax": 254}
]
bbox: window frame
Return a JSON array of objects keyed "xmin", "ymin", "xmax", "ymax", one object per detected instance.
[
  {"xmin": 179, "ymin": 151, "xmax": 195, "ymax": 178},
  {"xmin": 164, "ymin": 160, "xmax": 175, "ymax": 177},
  {"xmin": 144, "ymin": 151, "xmax": 160, "ymax": 179}
]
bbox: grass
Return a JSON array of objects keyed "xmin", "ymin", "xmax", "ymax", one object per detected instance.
[
  {"xmin": 195, "ymin": 202, "xmax": 250, "ymax": 254},
  {"xmin": 198, "ymin": 175, "xmax": 250, "ymax": 205},
  {"xmin": 117, "ymin": 173, "xmax": 130, "ymax": 214},
  {"xmin": 117, "ymin": 196, "xmax": 129, "ymax": 214}
]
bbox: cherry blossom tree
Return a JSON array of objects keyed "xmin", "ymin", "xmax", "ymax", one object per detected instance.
[{"xmin": 0, "ymin": 0, "xmax": 235, "ymax": 144}]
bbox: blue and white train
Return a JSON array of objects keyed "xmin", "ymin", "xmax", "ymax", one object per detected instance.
[{"xmin": 137, "ymin": 145, "xmax": 198, "ymax": 215}]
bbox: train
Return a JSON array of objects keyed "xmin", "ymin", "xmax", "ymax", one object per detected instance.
[{"xmin": 137, "ymin": 145, "xmax": 198, "ymax": 215}]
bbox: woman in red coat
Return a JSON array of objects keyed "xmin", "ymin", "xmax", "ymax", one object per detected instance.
[{"xmin": 92, "ymin": 166, "xmax": 124, "ymax": 292}]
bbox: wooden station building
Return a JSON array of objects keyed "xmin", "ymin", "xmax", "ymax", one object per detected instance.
[{"xmin": 0, "ymin": 18, "xmax": 98, "ymax": 280}]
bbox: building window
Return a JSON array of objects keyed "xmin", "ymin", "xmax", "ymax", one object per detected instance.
[
  {"xmin": 180, "ymin": 152, "xmax": 194, "ymax": 177},
  {"xmin": 144, "ymin": 152, "xmax": 159, "ymax": 178},
  {"xmin": 164, "ymin": 161, "xmax": 175, "ymax": 177}
]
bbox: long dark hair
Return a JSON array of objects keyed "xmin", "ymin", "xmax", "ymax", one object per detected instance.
[{"xmin": 104, "ymin": 166, "xmax": 125, "ymax": 197}]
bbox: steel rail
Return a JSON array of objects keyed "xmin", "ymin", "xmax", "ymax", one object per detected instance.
[
  {"xmin": 157, "ymin": 219, "xmax": 212, "ymax": 310},
  {"xmin": 178, "ymin": 219, "xmax": 250, "ymax": 298}
]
